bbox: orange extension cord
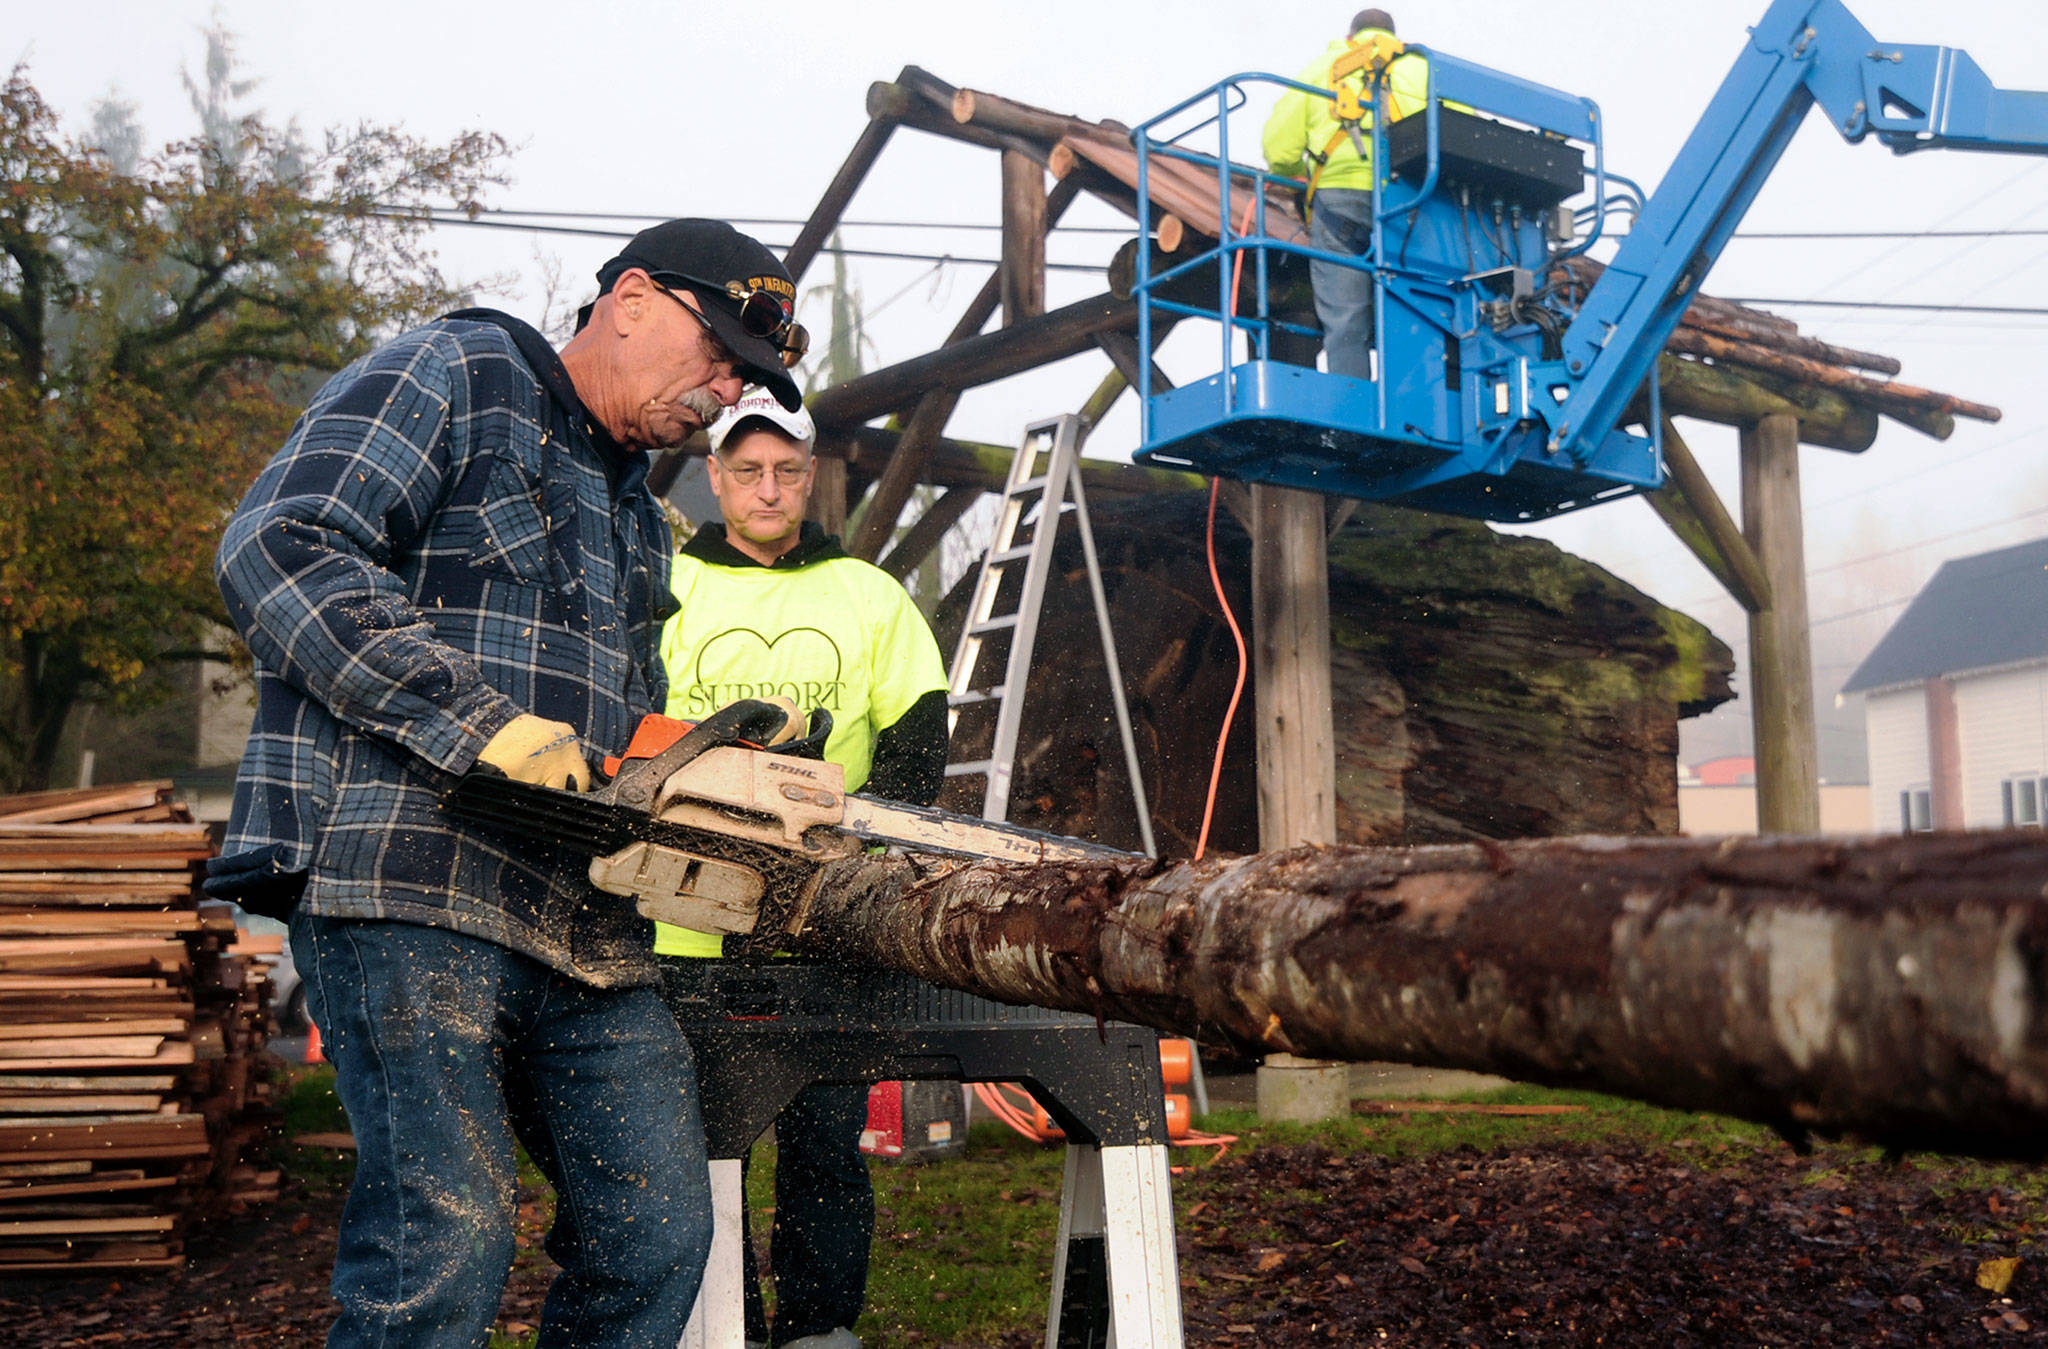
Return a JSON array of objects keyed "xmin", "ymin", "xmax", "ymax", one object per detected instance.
[
  {"xmin": 971, "ymin": 1082, "xmax": 1238, "ymax": 1165},
  {"xmin": 1192, "ymin": 196, "xmax": 1261, "ymax": 863},
  {"xmin": 979, "ymin": 199, "xmax": 1263, "ymax": 1155}
]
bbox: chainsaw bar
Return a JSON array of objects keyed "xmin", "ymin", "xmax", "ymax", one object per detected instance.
[
  {"xmin": 442, "ymin": 771, "xmax": 1133, "ymax": 868},
  {"xmin": 441, "ymin": 769, "xmax": 823, "ymax": 909}
]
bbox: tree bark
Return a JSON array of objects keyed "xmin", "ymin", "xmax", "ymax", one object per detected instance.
[{"xmin": 764, "ymin": 831, "xmax": 2048, "ymax": 1159}]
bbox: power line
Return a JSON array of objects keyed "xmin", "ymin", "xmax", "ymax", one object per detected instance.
[
  {"xmin": 1721, "ymin": 297, "xmax": 2048, "ymax": 316},
  {"xmin": 1731, "ymin": 227, "xmax": 2048, "ymax": 240},
  {"xmin": 1667, "ymin": 501, "xmax": 2048, "ymax": 617},
  {"xmin": 400, "ymin": 212, "xmax": 2048, "ymax": 312},
  {"xmin": 419, "ymin": 204, "xmax": 2048, "ymax": 242},
  {"xmin": 379, "ymin": 212, "xmax": 1109, "ymax": 272},
  {"xmin": 390, "ymin": 204, "xmax": 1136, "ymax": 234}
]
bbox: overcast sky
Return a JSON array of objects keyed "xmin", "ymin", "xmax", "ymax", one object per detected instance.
[{"xmin": 14, "ymin": 0, "xmax": 2048, "ymax": 776}]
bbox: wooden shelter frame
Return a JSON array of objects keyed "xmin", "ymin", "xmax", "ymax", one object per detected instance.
[{"xmin": 649, "ymin": 66, "xmax": 2002, "ymax": 842}]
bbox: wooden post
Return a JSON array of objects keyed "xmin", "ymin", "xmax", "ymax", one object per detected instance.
[
  {"xmin": 1000, "ymin": 151, "xmax": 1047, "ymax": 327},
  {"xmin": 1249, "ymin": 482, "xmax": 1345, "ymax": 1120},
  {"xmin": 808, "ymin": 455, "xmax": 848, "ymax": 537},
  {"xmin": 1249, "ymin": 484, "xmax": 1336, "ymax": 849},
  {"xmin": 1741, "ymin": 412, "xmax": 1821, "ymax": 834}
]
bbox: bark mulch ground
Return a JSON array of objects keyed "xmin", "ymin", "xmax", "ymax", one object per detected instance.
[
  {"xmin": 1165, "ymin": 1138, "xmax": 2045, "ymax": 1346},
  {"xmin": 2, "ymin": 1135, "xmax": 2041, "ymax": 1345}
]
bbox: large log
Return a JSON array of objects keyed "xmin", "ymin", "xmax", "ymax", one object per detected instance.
[
  {"xmin": 936, "ymin": 493, "xmax": 1732, "ymax": 856},
  {"xmin": 1647, "ymin": 355, "xmax": 1877, "ymax": 451},
  {"xmin": 766, "ymin": 830, "xmax": 2048, "ymax": 1159},
  {"xmin": 1663, "ymin": 327, "xmax": 2000, "ymax": 426}
]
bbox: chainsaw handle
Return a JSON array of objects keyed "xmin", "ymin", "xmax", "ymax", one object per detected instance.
[{"xmin": 600, "ymin": 700, "xmax": 788, "ymax": 812}]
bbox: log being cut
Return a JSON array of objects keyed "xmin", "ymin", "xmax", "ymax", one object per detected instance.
[{"xmin": 744, "ymin": 829, "xmax": 2048, "ymax": 1160}]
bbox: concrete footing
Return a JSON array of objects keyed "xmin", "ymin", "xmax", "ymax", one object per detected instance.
[{"xmin": 1255, "ymin": 1053, "xmax": 1353, "ymax": 1122}]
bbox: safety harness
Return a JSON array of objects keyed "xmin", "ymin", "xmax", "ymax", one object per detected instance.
[{"xmin": 1304, "ymin": 30, "xmax": 1408, "ymax": 217}]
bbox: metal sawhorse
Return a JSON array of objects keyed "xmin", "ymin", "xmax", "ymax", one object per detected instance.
[{"xmin": 663, "ymin": 958, "xmax": 1184, "ymax": 1349}]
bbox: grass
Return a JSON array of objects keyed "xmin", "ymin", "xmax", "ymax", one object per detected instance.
[
  {"xmin": 757, "ymin": 1122, "xmax": 1069, "ymax": 1347},
  {"xmin": 272, "ymin": 1068, "xmax": 2034, "ymax": 1347}
]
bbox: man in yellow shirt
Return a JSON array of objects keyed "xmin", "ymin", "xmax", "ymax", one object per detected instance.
[
  {"xmin": 1262, "ymin": 8, "xmax": 1432, "ymax": 377},
  {"xmin": 656, "ymin": 389, "xmax": 948, "ymax": 1349}
]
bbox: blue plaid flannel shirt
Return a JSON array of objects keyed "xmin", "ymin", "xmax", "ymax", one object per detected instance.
[{"xmin": 214, "ymin": 310, "xmax": 677, "ymax": 986}]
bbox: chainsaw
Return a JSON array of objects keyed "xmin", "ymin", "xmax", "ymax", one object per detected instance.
[{"xmin": 442, "ymin": 699, "xmax": 1131, "ymax": 942}]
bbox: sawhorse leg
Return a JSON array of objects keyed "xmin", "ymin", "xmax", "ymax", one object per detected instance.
[
  {"xmin": 678, "ymin": 1158, "xmax": 749, "ymax": 1349},
  {"xmin": 1046, "ymin": 1143, "xmax": 1183, "ymax": 1348}
]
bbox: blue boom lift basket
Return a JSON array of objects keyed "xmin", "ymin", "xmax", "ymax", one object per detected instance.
[{"xmin": 1130, "ymin": 54, "xmax": 1663, "ymax": 522}]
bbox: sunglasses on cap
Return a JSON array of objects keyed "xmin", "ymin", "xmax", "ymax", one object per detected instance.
[{"xmin": 648, "ymin": 270, "xmax": 809, "ymax": 369}]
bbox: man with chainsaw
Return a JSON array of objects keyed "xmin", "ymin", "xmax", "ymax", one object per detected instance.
[
  {"xmin": 209, "ymin": 219, "xmax": 808, "ymax": 1347},
  {"xmin": 655, "ymin": 389, "xmax": 949, "ymax": 1349},
  {"xmin": 1263, "ymin": 8, "xmax": 1432, "ymax": 378}
]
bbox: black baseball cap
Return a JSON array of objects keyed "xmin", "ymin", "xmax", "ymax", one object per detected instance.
[{"xmin": 582, "ymin": 218, "xmax": 804, "ymax": 412}]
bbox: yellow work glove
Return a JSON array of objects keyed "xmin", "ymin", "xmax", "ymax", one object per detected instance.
[{"xmin": 477, "ymin": 715, "xmax": 591, "ymax": 791}]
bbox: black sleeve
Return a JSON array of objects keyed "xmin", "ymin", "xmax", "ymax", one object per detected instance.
[{"xmin": 864, "ymin": 688, "xmax": 950, "ymax": 806}]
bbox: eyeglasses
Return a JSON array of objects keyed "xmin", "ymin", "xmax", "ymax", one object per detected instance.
[
  {"xmin": 650, "ymin": 281, "xmax": 741, "ymax": 369},
  {"xmin": 650, "ymin": 271, "xmax": 810, "ymax": 370},
  {"xmin": 720, "ymin": 461, "xmax": 811, "ymax": 488}
]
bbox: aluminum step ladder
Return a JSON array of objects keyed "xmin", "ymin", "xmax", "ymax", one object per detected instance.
[{"xmin": 946, "ymin": 414, "xmax": 1155, "ymax": 855}]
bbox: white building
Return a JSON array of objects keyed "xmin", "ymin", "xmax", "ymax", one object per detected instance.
[{"xmin": 1841, "ymin": 537, "xmax": 2048, "ymax": 833}]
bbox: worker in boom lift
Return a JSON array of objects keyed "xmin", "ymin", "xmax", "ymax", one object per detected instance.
[
  {"xmin": 210, "ymin": 218, "xmax": 809, "ymax": 1348},
  {"xmin": 1263, "ymin": 8, "xmax": 1432, "ymax": 378},
  {"xmin": 655, "ymin": 390, "xmax": 949, "ymax": 1349}
]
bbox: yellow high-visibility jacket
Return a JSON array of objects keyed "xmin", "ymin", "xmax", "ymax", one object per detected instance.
[{"xmin": 1262, "ymin": 28, "xmax": 1432, "ymax": 193}]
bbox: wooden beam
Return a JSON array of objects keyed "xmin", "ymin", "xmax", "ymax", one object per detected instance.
[
  {"xmin": 1664, "ymin": 327, "xmax": 2000, "ymax": 426},
  {"xmin": 1650, "ymin": 415, "xmax": 1772, "ymax": 614},
  {"xmin": 1000, "ymin": 151, "xmax": 1047, "ymax": 326},
  {"xmin": 782, "ymin": 114, "xmax": 899, "ymax": 287},
  {"xmin": 1074, "ymin": 366, "xmax": 1128, "ymax": 437},
  {"xmin": 952, "ymin": 86, "xmax": 1128, "ymax": 145},
  {"xmin": 1742, "ymin": 413, "xmax": 1820, "ymax": 835},
  {"xmin": 840, "ymin": 177, "xmax": 1084, "ymax": 562},
  {"xmin": 877, "ymin": 487, "xmax": 982, "ymax": 582},
  {"xmin": 809, "ymin": 292, "xmax": 1139, "ymax": 429},
  {"xmin": 864, "ymin": 83, "xmax": 1050, "ymax": 165},
  {"xmin": 1094, "ymin": 330, "xmax": 1172, "ymax": 397},
  {"xmin": 848, "ymin": 396, "xmax": 951, "ymax": 561},
  {"xmin": 1634, "ymin": 356, "xmax": 1876, "ymax": 453},
  {"xmin": 1250, "ymin": 484, "xmax": 1336, "ymax": 849},
  {"xmin": 819, "ymin": 424, "xmax": 1205, "ymax": 499}
]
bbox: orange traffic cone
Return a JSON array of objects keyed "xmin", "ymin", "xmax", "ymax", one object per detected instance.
[{"xmin": 304, "ymin": 1019, "xmax": 325, "ymax": 1064}]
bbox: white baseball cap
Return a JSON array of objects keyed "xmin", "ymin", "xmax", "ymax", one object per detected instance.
[{"xmin": 706, "ymin": 387, "xmax": 815, "ymax": 455}]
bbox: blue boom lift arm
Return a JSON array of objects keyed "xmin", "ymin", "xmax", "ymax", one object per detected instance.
[{"xmin": 1558, "ymin": 0, "xmax": 2048, "ymax": 467}]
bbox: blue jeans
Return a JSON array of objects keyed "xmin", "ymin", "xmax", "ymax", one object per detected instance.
[
  {"xmin": 742, "ymin": 1082, "xmax": 874, "ymax": 1345},
  {"xmin": 292, "ymin": 915, "xmax": 713, "ymax": 1348},
  {"xmin": 1309, "ymin": 186, "xmax": 1378, "ymax": 379}
]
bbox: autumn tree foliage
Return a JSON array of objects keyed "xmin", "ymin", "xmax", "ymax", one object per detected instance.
[{"xmin": 0, "ymin": 32, "xmax": 508, "ymax": 791}]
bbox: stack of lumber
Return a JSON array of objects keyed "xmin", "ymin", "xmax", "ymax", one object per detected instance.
[{"xmin": 0, "ymin": 781, "xmax": 279, "ymax": 1273}]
